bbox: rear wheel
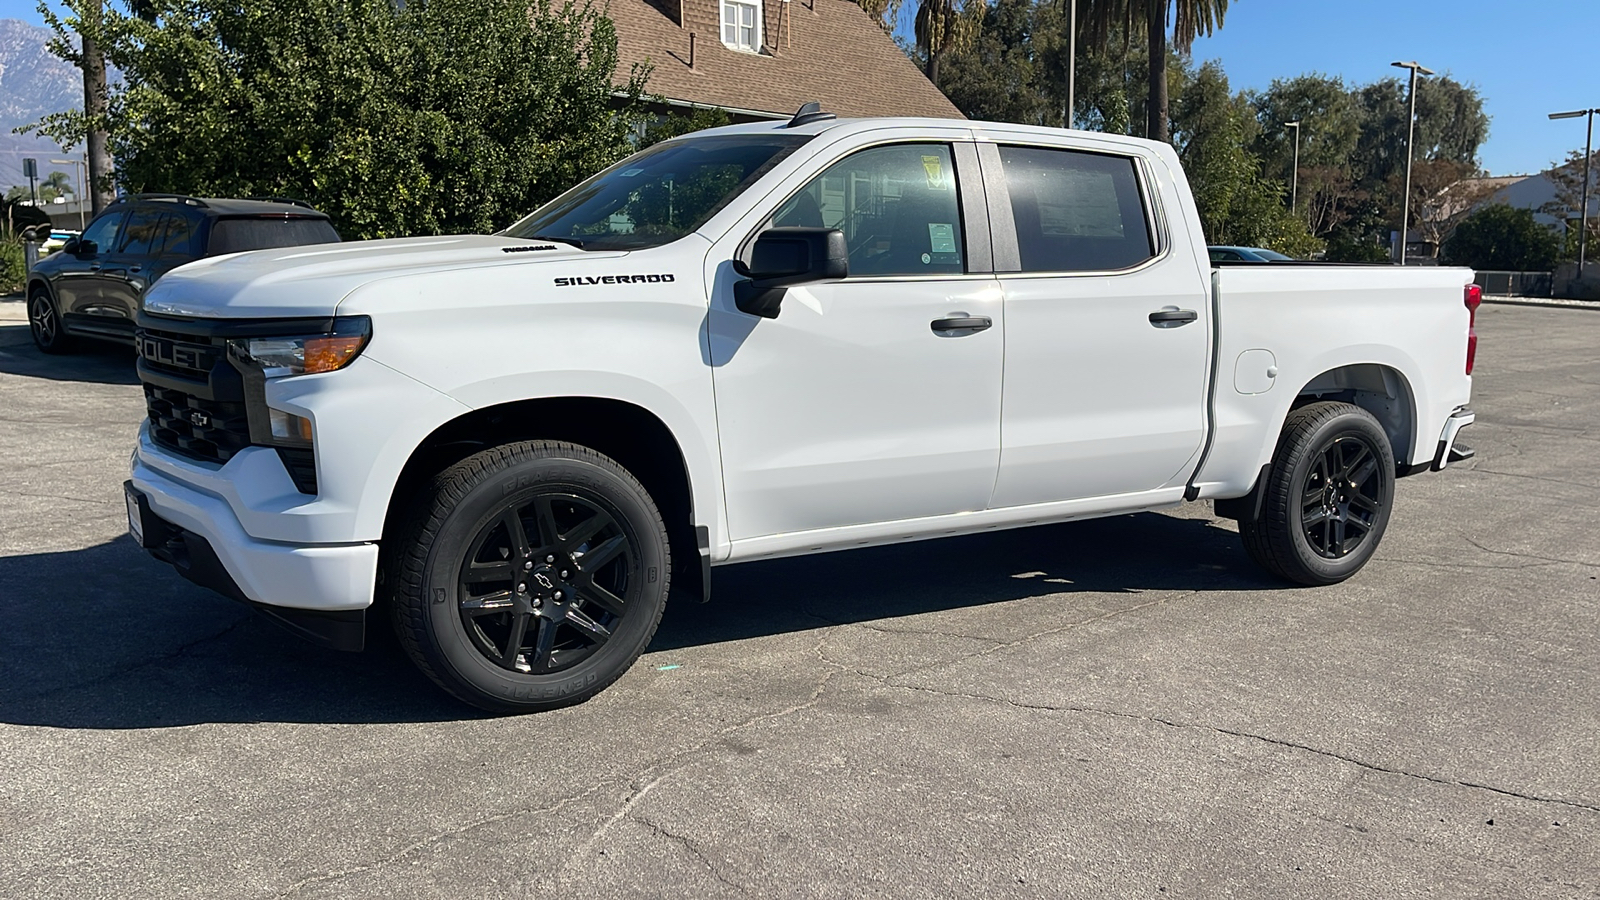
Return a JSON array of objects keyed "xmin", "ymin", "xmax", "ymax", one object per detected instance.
[
  {"xmin": 1240, "ymin": 401, "xmax": 1395, "ymax": 586},
  {"xmin": 389, "ymin": 440, "xmax": 670, "ymax": 713},
  {"xmin": 28, "ymin": 287, "xmax": 75, "ymax": 354}
]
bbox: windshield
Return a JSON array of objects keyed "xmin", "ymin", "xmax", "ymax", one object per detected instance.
[
  {"xmin": 503, "ymin": 133, "xmax": 810, "ymax": 250},
  {"xmin": 1254, "ymin": 248, "xmax": 1294, "ymax": 261}
]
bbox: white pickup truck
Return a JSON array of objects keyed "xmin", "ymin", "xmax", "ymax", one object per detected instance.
[{"xmin": 125, "ymin": 107, "xmax": 1479, "ymax": 712}]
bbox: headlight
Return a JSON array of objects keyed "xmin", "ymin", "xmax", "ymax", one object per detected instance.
[{"xmin": 228, "ymin": 316, "xmax": 371, "ymax": 378}]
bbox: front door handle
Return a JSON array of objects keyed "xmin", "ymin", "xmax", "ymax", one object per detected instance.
[
  {"xmin": 1149, "ymin": 308, "xmax": 1199, "ymax": 327},
  {"xmin": 931, "ymin": 315, "xmax": 993, "ymax": 334}
]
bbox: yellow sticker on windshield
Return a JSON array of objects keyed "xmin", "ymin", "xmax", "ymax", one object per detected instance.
[{"xmin": 922, "ymin": 155, "xmax": 946, "ymax": 189}]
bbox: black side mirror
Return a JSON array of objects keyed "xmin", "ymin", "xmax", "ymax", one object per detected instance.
[
  {"xmin": 60, "ymin": 237, "xmax": 79, "ymax": 254},
  {"xmin": 733, "ymin": 227, "xmax": 848, "ymax": 319},
  {"xmin": 72, "ymin": 238, "xmax": 97, "ymax": 256}
]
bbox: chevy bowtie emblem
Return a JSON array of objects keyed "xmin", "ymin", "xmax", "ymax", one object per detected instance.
[
  {"xmin": 534, "ymin": 573, "xmax": 554, "ymax": 590},
  {"xmin": 188, "ymin": 411, "xmax": 210, "ymax": 427}
]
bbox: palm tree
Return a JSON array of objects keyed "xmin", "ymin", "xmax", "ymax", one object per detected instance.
[
  {"xmin": 860, "ymin": 0, "xmax": 981, "ymax": 86},
  {"xmin": 1080, "ymin": 0, "xmax": 1229, "ymax": 143},
  {"xmin": 42, "ymin": 171, "xmax": 72, "ymax": 199}
]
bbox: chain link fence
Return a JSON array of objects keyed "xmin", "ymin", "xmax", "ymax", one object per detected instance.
[{"xmin": 1474, "ymin": 271, "xmax": 1553, "ymax": 297}]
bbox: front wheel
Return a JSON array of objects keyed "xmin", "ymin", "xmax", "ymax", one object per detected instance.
[
  {"xmin": 28, "ymin": 288, "xmax": 75, "ymax": 354},
  {"xmin": 1239, "ymin": 401, "xmax": 1396, "ymax": 586},
  {"xmin": 389, "ymin": 440, "xmax": 670, "ymax": 713}
]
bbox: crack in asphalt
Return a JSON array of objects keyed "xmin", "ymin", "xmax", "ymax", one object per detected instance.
[
  {"xmin": 272, "ymin": 785, "xmax": 612, "ymax": 898},
  {"xmin": 553, "ymin": 638, "xmax": 841, "ymax": 886},
  {"xmin": 629, "ymin": 814, "xmax": 747, "ymax": 893},
  {"xmin": 883, "ymin": 589, "xmax": 1198, "ymax": 684},
  {"xmin": 1456, "ymin": 466, "xmax": 1600, "ymax": 493},
  {"xmin": 8, "ymin": 615, "xmax": 254, "ymax": 703},
  {"xmin": 0, "ymin": 488, "xmax": 115, "ymax": 506},
  {"xmin": 1460, "ymin": 535, "xmax": 1600, "ymax": 570},
  {"xmin": 891, "ymin": 683, "xmax": 1600, "ymax": 817}
]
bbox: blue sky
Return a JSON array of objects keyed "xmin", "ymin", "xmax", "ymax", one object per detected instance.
[{"xmin": 6, "ymin": 0, "xmax": 1596, "ymax": 175}]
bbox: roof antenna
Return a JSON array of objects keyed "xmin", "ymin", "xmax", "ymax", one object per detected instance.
[{"xmin": 786, "ymin": 101, "xmax": 836, "ymax": 128}]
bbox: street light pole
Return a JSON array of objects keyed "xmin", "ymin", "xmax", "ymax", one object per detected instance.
[
  {"xmin": 1064, "ymin": 0, "xmax": 1076, "ymax": 129},
  {"xmin": 1392, "ymin": 60, "xmax": 1433, "ymax": 266},
  {"xmin": 1549, "ymin": 107, "xmax": 1598, "ymax": 272},
  {"xmin": 51, "ymin": 157, "xmax": 88, "ymax": 231},
  {"xmin": 1284, "ymin": 120, "xmax": 1302, "ymax": 213}
]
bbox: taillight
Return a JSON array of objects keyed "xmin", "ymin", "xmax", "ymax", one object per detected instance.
[{"xmin": 1464, "ymin": 283, "xmax": 1482, "ymax": 375}]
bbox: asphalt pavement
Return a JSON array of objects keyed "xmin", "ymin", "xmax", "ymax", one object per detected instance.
[{"xmin": 1, "ymin": 297, "xmax": 1597, "ymax": 898}]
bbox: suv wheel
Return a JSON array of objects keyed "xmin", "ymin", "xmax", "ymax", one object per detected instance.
[
  {"xmin": 1239, "ymin": 401, "xmax": 1396, "ymax": 586},
  {"xmin": 389, "ymin": 440, "xmax": 670, "ymax": 713},
  {"xmin": 28, "ymin": 288, "xmax": 74, "ymax": 354}
]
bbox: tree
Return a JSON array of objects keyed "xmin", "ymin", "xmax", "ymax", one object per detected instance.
[
  {"xmin": 1440, "ymin": 205, "xmax": 1562, "ymax": 272},
  {"xmin": 30, "ymin": 0, "xmax": 651, "ymax": 239},
  {"xmin": 1079, "ymin": 0, "xmax": 1229, "ymax": 143},
  {"xmin": 937, "ymin": 0, "xmax": 1057, "ymax": 126},
  {"xmin": 860, "ymin": 0, "xmax": 982, "ymax": 86},
  {"xmin": 1170, "ymin": 61, "xmax": 1318, "ymax": 256},
  {"xmin": 1542, "ymin": 148, "xmax": 1600, "ymax": 261}
]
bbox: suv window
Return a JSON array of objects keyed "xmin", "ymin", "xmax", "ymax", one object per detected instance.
[
  {"xmin": 208, "ymin": 217, "xmax": 340, "ymax": 255},
  {"xmin": 160, "ymin": 212, "xmax": 201, "ymax": 256},
  {"xmin": 773, "ymin": 143, "xmax": 964, "ymax": 277},
  {"xmin": 78, "ymin": 209, "xmax": 125, "ymax": 254},
  {"xmin": 118, "ymin": 206, "xmax": 167, "ymax": 256},
  {"xmin": 999, "ymin": 146, "xmax": 1155, "ymax": 273}
]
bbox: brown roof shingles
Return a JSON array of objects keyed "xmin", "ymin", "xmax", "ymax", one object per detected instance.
[{"xmin": 607, "ymin": 0, "xmax": 964, "ymax": 120}]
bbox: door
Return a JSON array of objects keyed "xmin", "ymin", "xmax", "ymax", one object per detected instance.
[
  {"xmin": 54, "ymin": 208, "xmax": 126, "ymax": 319},
  {"xmin": 984, "ymin": 142, "xmax": 1213, "ymax": 509},
  {"xmin": 100, "ymin": 205, "xmax": 169, "ymax": 319},
  {"xmin": 709, "ymin": 141, "xmax": 1004, "ymax": 541}
]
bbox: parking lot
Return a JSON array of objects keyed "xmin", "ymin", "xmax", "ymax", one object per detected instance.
[{"xmin": 1, "ymin": 298, "xmax": 1596, "ymax": 898}]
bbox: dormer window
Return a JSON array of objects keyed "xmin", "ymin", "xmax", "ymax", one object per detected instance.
[{"xmin": 721, "ymin": 0, "xmax": 761, "ymax": 53}]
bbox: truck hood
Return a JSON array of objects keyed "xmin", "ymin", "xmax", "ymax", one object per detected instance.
[{"xmin": 141, "ymin": 234, "xmax": 602, "ymax": 319}]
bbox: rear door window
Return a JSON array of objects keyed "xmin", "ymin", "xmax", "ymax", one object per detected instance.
[
  {"xmin": 160, "ymin": 213, "xmax": 201, "ymax": 257},
  {"xmin": 999, "ymin": 145, "xmax": 1155, "ymax": 273},
  {"xmin": 208, "ymin": 217, "xmax": 341, "ymax": 255},
  {"xmin": 116, "ymin": 207, "xmax": 167, "ymax": 256}
]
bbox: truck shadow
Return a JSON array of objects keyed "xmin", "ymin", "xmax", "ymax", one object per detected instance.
[
  {"xmin": 0, "ymin": 321, "xmax": 141, "ymax": 385},
  {"xmin": 0, "ymin": 513, "xmax": 1275, "ymax": 729}
]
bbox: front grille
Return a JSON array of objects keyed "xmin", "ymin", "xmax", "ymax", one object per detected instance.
[
  {"xmin": 144, "ymin": 383, "xmax": 251, "ymax": 464},
  {"xmin": 138, "ymin": 327, "xmax": 224, "ymax": 380}
]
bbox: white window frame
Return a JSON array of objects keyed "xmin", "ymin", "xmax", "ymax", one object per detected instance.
[{"xmin": 721, "ymin": 0, "xmax": 762, "ymax": 53}]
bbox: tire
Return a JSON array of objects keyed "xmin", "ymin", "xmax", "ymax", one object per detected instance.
[
  {"xmin": 1239, "ymin": 401, "xmax": 1396, "ymax": 586},
  {"xmin": 389, "ymin": 440, "xmax": 670, "ymax": 713},
  {"xmin": 27, "ymin": 287, "xmax": 75, "ymax": 354}
]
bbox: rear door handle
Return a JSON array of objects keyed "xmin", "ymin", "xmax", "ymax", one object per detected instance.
[
  {"xmin": 1148, "ymin": 308, "xmax": 1198, "ymax": 327},
  {"xmin": 931, "ymin": 315, "xmax": 992, "ymax": 334}
]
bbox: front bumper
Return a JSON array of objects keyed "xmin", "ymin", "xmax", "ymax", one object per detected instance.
[
  {"xmin": 129, "ymin": 448, "xmax": 379, "ymax": 615},
  {"xmin": 126, "ymin": 483, "xmax": 367, "ymax": 651}
]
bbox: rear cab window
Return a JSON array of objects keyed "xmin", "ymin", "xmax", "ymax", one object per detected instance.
[
  {"xmin": 999, "ymin": 145, "xmax": 1156, "ymax": 273},
  {"xmin": 207, "ymin": 217, "xmax": 341, "ymax": 256}
]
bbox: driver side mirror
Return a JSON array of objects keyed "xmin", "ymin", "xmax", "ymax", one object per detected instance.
[
  {"xmin": 733, "ymin": 227, "xmax": 848, "ymax": 319},
  {"xmin": 68, "ymin": 238, "xmax": 95, "ymax": 256}
]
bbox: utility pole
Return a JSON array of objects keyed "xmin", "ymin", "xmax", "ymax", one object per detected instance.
[
  {"xmin": 1064, "ymin": 0, "xmax": 1076, "ymax": 129},
  {"xmin": 1284, "ymin": 120, "xmax": 1302, "ymax": 213},
  {"xmin": 1392, "ymin": 60, "xmax": 1433, "ymax": 266},
  {"xmin": 1549, "ymin": 107, "xmax": 1598, "ymax": 272},
  {"xmin": 80, "ymin": 1, "xmax": 115, "ymax": 215}
]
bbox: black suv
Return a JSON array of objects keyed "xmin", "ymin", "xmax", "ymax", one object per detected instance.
[{"xmin": 26, "ymin": 194, "xmax": 341, "ymax": 353}]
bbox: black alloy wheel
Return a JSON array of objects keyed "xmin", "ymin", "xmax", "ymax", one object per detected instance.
[
  {"xmin": 28, "ymin": 289, "xmax": 73, "ymax": 354},
  {"xmin": 390, "ymin": 440, "xmax": 670, "ymax": 713},
  {"xmin": 1239, "ymin": 401, "xmax": 1395, "ymax": 586},
  {"xmin": 457, "ymin": 492, "xmax": 635, "ymax": 676},
  {"xmin": 1298, "ymin": 435, "xmax": 1385, "ymax": 559}
]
